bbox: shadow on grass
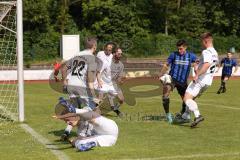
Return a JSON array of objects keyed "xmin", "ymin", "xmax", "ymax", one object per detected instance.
[{"xmin": 141, "ymin": 115, "xmax": 166, "ymax": 121}]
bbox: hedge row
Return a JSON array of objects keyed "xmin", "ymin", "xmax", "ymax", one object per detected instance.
[{"xmin": 23, "ymin": 32, "xmax": 240, "ymax": 62}]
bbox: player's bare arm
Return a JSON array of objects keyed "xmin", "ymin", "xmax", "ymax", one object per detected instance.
[
  {"xmin": 233, "ymin": 65, "xmax": 238, "ymax": 74},
  {"xmin": 96, "ymin": 71, "xmax": 103, "ymax": 88},
  {"xmin": 194, "ymin": 62, "xmax": 211, "ymax": 82},
  {"xmin": 87, "ymin": 70, "xmax": 97, "ymax": 99},
  {"xmin": 192, "ymin": 61, "xmax": 198, "ymax": 75},
  {"xmin": 158, "ymin": 63, "xmax": 169, "ymax": 79},
  {"xmin": 60, "ymin": 61, "xmax": 68, "ymax": 85}
]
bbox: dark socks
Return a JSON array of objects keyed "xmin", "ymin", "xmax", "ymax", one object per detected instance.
[
  {"xmin": 181, "ymin": 102, "xmax": 186, "ymax": 114},
  {"xmin": 162, "ymin": 97, "xmax": 170, "ymax": 113}
]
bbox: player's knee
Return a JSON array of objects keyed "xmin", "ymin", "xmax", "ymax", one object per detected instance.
[
  {"xmin": 163, "ymin": 85, "xmax": 171, "ymax": 93},
  {"xmin": 183, "ymin": 92, "xmax": 192, "ymax": 102},
  {"xmin": 185, "ymin": 99, "xmax": 197, "ymax": 111}
]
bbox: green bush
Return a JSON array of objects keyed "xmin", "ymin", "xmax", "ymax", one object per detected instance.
[
  {"xmin": 214, "ymin": 35, "xmax": 240, "ymax": 54},
  {"xmin": 23, "ymin": 29, "xmax": 60, "ymax": 62}
]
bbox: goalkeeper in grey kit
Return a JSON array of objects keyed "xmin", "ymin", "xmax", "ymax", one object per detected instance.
[{"xmin": 159, "ymin": 40, "xmax": 197, "ymax": 124}]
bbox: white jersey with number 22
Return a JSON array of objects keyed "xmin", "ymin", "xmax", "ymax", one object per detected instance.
[{"xmin": 198, "ymin": 47, "xmax": 218, "ymax": 85}]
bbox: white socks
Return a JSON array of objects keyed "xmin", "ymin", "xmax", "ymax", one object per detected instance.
[
  {"xmin": 182, "ymin": 107, "xmax": 191, "ymax": 120},
  {"xmin": 185, "ymin": 99, "xmax": 200, "ymax": 118},
  {"xmin": 65, "ymin": 124, "xmax": 73, "ymax": 133}
]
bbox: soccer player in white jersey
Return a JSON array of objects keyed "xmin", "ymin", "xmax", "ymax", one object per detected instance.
[
  {"xmin": 96, "ymin": 43, "xmax": 124, "ymax": 116},
  {"xmin": 53, "ymin": 110, "xmax": 118, "ymax": 152},
  {"xmin": 60, "ymin": 37, "xmax": 99, "ymax": 140},
  {"xmin": 182, "ymin": 32, "xmax": 218, "ymax": 128},
  {"xmin": 107, "ymin": 47, "xmax": 125, "ymax": 116},
  {"xmin": 96, "ymin": 42, "xmax": 114, "ymax": 90}
]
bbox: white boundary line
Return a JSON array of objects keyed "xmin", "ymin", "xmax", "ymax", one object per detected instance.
[
  {"xmin": 198, "ymin": 101, "xmax": 240, "ymax": 110},
  {"xmin": 172, "ymin": 99, "xmax": 240, "ymax": 111},
  {"xmin": 20, "ymin": 124, "xmax": 70, "ymax": 160},
  {"xmin": 117, "ymin": 152, "xmax": 240, "ymax": 160}
]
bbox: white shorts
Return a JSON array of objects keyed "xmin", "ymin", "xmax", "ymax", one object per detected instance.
[
  {"xmin": 96, "ymin": 83, "xmax": 121, "ymax": 95},
  {"xmin": 75, "ymin": 116, "xmax": 118, "ymax": 147},
  {"xmin": 186, "ymin": 81, "xmax": 209, "ymax": 98},
  {"xmin": 75, "ymin": 135, "xmax": 117, "ymax": 147},
  {"xmin": 67, "ymin": 85, "xmax": 96, "ymax": 110}
]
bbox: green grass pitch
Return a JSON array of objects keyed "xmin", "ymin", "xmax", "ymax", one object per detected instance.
[{"xmin": 0, "ymin": 79, "xmax": 240, "ymax": 160}]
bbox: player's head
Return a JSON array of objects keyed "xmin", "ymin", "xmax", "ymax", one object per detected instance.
[
  {"xmin": 227, "ymin": 52, "xmax": 233, "ymax": 59},
  {"xmin": 200, "ymin": 32, "xmax": 213, "ymax": 48},
  {"xmin": 176, "ymin": 39, "xmax": 187, "ymax": 55},
  {"xmin": 104, "ymin": 42, "xmax": 114, "ymax": 55},
  {"xmin": 113, "ymin": 47, "xmax": 122, "ymax": 61},
  {"xmin": 84, "ymin": 37, "xmax": 97, "ymax": 53}
]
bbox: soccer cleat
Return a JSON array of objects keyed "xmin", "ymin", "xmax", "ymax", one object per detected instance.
[
  {"xmin": 190, "ymin": 115, "xmax": 204, "ymax": 128},
  {"xmin": 114, "ymin": 109, "xmax": 123, "ymax": 117},
  {"xmin": 166, "ymin": 113, "xmax": 173, "ymax": 124},
  {"xmin": 217, "ymin": 87, "xmax": 223, "ymax": 94},
  {"xmin": 173, "ymin": 114, "xmax": 190, "ymax": 124},
  {"xmin": 111, "ymin": 105, "xmax": 123, "ymax": 117},
  {"xmin": 174, "ymin": 117, "xmax": 190, "ymax": 124},
  {"xmin": 174, "ymin": 113, "xmax": 182, "ymax": 119},
  {"xmin": 77, "ymin": 141, "xmax": 96, "ymax": 151}
]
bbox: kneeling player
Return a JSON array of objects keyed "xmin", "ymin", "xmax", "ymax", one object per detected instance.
[{"xmin": 53, "ymin": 110, "xmax": 118, "ymax": 151}]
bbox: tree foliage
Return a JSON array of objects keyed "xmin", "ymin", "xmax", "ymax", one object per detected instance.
[{"xmin": 22, "ymin": 0, "xmax": 240, "ymax": 60}]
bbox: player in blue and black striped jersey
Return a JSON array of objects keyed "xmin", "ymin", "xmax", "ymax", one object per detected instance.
[
  {"xmin": 217, "ymin": 52, "xmax": 238, "ymax": 94},
  {"xmin": 159, "ymin": 39, "xmax": 198, "ymax": 124}
]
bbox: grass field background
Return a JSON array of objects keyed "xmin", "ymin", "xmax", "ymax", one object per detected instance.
[{"xmin": 0, "ymin": 79, "xmax": 240, "ymax": 160}]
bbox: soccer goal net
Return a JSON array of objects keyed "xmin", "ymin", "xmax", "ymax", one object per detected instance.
[{"xmin": 0, "ymin": 0, "xmax": 23, "ymax": 122}]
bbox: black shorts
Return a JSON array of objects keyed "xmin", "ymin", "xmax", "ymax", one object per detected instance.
[
  {"xmin": 169, "ymin": 80, "xmax": 188, "ymax": 97},
  {"xmin": 221, "ymin": 74, "xmax": 231, "ymax": 80}
]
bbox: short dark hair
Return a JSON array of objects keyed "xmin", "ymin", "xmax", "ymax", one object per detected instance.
[
  {"xmin": 176, "ymin": 39, "xmax": 187, "ymax": 47},
  {"xmin": 104, "ymin": 42, "xmax": 116, "ymax": 50},
  {"xmin": 113, "ymin": 47, "xmax": 121, "ymax": 54},
  {"xmin": 84, "ymin": 37, "xmax": 97, "ymax": 49},
  {"xmin": 200, "ymin": 32, "xmax": 212, "ymax": 40}
]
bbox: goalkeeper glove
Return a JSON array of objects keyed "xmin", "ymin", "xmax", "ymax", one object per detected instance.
[{"xmin": 61, "ymin": 130, "xmax": 70, "ymax": 141}]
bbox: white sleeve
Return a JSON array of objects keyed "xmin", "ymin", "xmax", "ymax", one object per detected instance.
[
  {"xmin": 202, "ymin": 50, "xmax": 212, "ymax": 63},
  {"xmin": 97, "ymin": 51, "xmax": 104, "ymax": 59}
]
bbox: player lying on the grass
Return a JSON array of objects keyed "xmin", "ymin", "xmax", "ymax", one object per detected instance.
[
  {"xmin": 216, "ymin": 52, "xmax": 238, "ymax": 94},
  {"xmin": 60, "ymin": 37, "xmax": 100, "ymax": 140},
  {"xmin": 53, "ymin": 110, "xmax": 118, "ymax": 152},
  {"xmin": 159, "ymin": 39, "xmax": 197, "ymax": 124},
  {"xmin": 178, "ymin": 32, "xmax": 218, "ymax": 128},
  {"xmin": 55, "ymin": 97, "xmax": 95, "ymax": 139},
  {"xmin": 96, "ymin": 44, "xmax": 124, "ymax": 116}
]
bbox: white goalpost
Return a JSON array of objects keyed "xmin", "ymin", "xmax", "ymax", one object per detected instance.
[{"xmin": 0, "ymin": 0, "xmax": 24, "ymax": 122}]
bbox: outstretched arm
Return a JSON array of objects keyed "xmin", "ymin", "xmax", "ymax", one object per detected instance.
[
  {"xmin": 158, "ymin": 63, "xmax": 169, "ymax": 78},
  {"xmin": 193, "ymin": 62, "xmax": 210, "ymax": 82}
]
